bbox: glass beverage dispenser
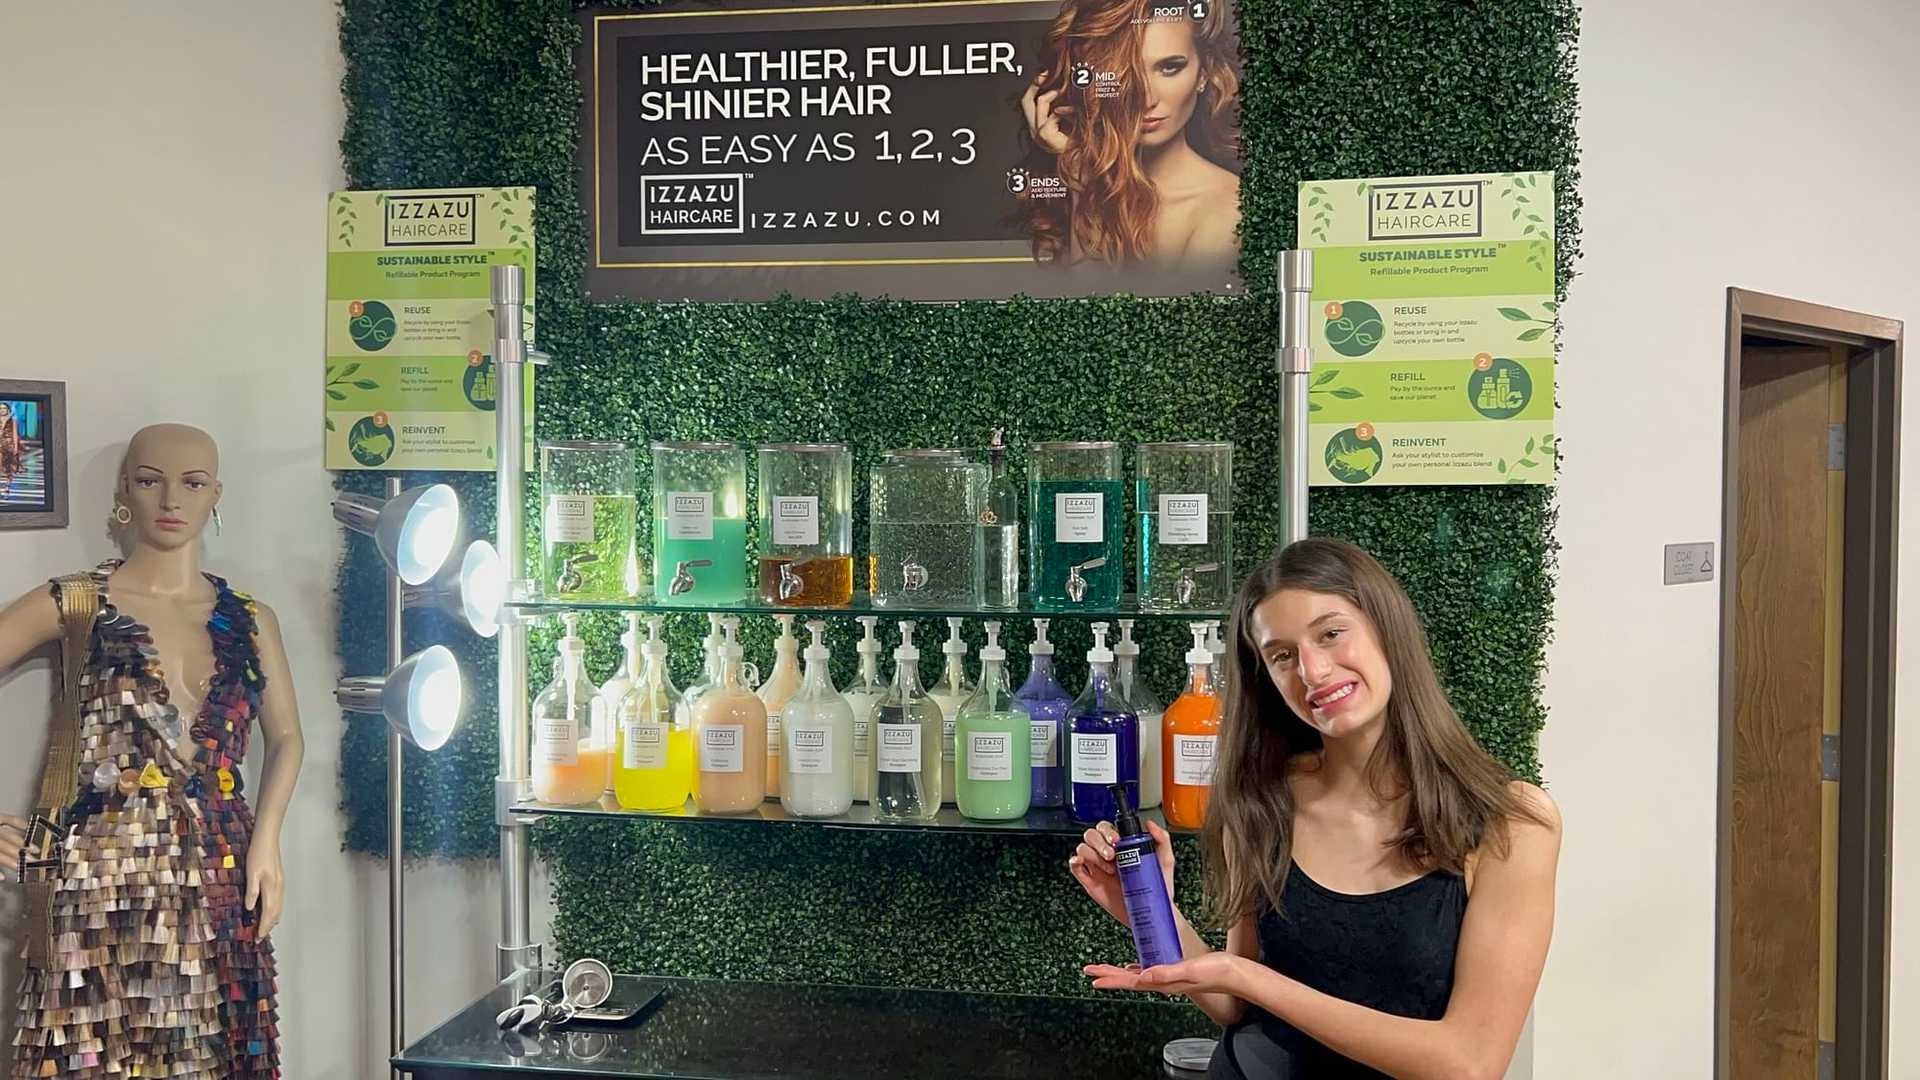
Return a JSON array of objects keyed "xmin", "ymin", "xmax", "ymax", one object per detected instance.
[
  {"xmin": 868, "ymin": 449, "xmax": 986, "ymax": 609},
  {"xmin": 1029, "ymin": 441, "xmax": 1125, "ymax": 608},
  {"xmin": 540, "ymin": 440, "xmax": 638, "ymax": 600},
  {"xmin": 651, "ymin": 441, "xmax": 748, "ymax": 605},
  {"xmin": 757, "ymin": 443, "xmax": 854, "ymax": 607},
  {"xmin": 1137, "ymin": 441, "xmax": 1234, "ymax": 610}
]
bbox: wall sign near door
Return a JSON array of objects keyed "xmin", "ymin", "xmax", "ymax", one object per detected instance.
[{"xmin": 1663, "ymin": 542, "xmax": 1715, "ymax": 585}]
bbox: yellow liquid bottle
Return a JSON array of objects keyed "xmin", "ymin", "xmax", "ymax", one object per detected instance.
[{"xmin": 614, "ymin": 617, "xmax": 695, "ymax": 811}]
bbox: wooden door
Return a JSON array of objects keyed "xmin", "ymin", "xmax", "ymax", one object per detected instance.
[{"xmin": 1728, "ymin": 340, "xmax": 1835, "ymax": 1078}]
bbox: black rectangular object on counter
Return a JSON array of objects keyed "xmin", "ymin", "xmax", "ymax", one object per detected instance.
[{"xmin": 397, "ymin": 972, "xmax": 1211, "ymax": 1079}]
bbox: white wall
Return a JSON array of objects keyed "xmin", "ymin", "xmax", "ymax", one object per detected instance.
[
  {"xmin": 1540, "ymin": 0, "xmax": 1918, "ymax": 1076},
  {"xmin": 0, "ymin": 7, "xmax": 537, "ymax": 1078}
]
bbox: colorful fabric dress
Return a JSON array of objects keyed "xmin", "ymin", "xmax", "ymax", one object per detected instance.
[{"xmin": 11, "ymin": 563, "xmax": 280, "ymax": 1079}]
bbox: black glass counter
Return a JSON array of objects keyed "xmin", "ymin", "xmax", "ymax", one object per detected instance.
[{"xmin": 396, "ymin": 972, "xmax": 1215, "ymax": 1079}]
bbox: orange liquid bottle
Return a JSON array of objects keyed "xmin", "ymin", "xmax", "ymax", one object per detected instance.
[{"xmin": 1162, "ymin": 623, "xmax": 1221, "ymax": 830}]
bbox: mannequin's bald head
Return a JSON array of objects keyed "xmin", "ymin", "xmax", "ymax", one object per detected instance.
[{"xmin": 117, "ymin": 424, "xmax": 222, "ymax": 551}]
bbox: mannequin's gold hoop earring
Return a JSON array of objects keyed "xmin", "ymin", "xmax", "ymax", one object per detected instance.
[{"xmin": 111, "ymin": 504, "xmax": 133, "ymax": 526}]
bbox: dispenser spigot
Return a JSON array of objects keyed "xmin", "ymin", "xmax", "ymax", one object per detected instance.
[
  {"xmin": 900, "ymin": 555, "xmax": 929, "ymax": 592},
  {"xmin": 1064, "ymin": 556, "xmax": 1108, "ymax": 603},
  {"xmin": 1177, "ymin": 563, "xmax": 1221, "ymax": 606},
  {"xmin": 778, "ymin": 561, "xmax": 805, "ymax": 600},
  {"xmin": 669, "ymin": 559, "xmax": 713, "ymax": 595},
  {"xmin": 556, "ymin": 552, "xmax": 600, "ymax": 594}
]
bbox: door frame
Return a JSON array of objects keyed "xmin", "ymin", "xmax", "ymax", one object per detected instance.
[{"xmin": 1717, "ymin": 287, "xmax": 1902, "ymax": 1080}]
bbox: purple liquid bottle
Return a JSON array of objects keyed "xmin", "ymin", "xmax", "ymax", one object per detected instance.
[
  {"xmin": 1015, "ymin": 618, "xmax": 1072, "ymax": 809},
  {"xmin": 1067, "ymin": 622, "xmax": 1139, "ymax": 825},
  {"xmin": 1108, "ymin": 782, "xmax": 1183, "ymax": 968}
]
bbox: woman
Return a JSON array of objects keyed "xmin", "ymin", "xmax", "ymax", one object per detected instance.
[
  {"xmin": 0, "ymin": 423, "xmax": 302, "ymax": 1078},
  {"xmin": 0, "ymin": 402, "xmax": 22, "ymax": 495},
  {"xmin": 1070, "ymin": 538, "xmax": 1560, "ymax": 1079},
  {"xmin": 1017, "ymin": 0, "xmax": 1241, "ymax": 271}
]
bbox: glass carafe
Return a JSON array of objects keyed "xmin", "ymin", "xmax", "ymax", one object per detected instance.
[
  {"xmin": 540, "ymin": 441, "xmax": 638, "ymax": 600},
  {"xmin": 1138, "ymin": 441, "xmax": 1233, "ymax": 610},
  {"xmin": 757, "ymin": 443, "xmax": 854, "ymax": 607},
  {"xmin": 651, "ymin": 440, "xmax": 748, "ymax": 604},
  {"xmin": 1029, "ymin": 441, "xmax": 1125, "ymax": 608},
  {"xmin": 869, "ymin": 449, "xmax": 986, "ymax": 609}
]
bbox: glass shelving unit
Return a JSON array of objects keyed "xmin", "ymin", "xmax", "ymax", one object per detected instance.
[
  {"xmin": 511, "ymin": 794, "xmax": 1181, "ymax": 837},
  {"xmin": 504, "ymin": 590, "xmax": 1227, "ymax": 622}
]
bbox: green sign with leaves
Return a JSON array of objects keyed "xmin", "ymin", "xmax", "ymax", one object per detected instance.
[
  {"xmin": 324, "ymin": 186, "xmax": 536, "ymax": 471},
  {"xmin": 1298, "ymin": 171, "xmax": 1556, "ymax": 485}
]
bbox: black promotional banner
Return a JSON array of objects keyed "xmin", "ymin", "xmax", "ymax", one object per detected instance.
[{"xmin": 579, "ymin": 0, "xmax": 1244, "ymax": 301}]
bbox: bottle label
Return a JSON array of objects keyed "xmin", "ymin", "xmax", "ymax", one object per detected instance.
[
  {"xmin": 535, "ymin": 717, "xmax": 578, "ymax": 766},
  {"xmin": 546, "ymin": 495, "xmax": 594, "ymax": 544},
  {"xmin": 876, "ymin": 724, "xmax": 922, "ymax": 773},
  {"xmin": 1172, "ymin": 734, "xmax": 1218, "ymax": 786},
  {"xmin": 1158, "ymin": 493, "xmax": 1209, "ymax": 545},
  {"xmin": 623, "ymin": 720, "xmax": 667, "ymax": 770},
  {"xmin": 1054, "ymin": 491, "xmax": 1105, "ymax": 543},
  {"xmin": 766, "ymin": 711, "xmax": 784, "ymax": 740},
  {"xmin": 941, "ymin": 716, "xmax": 957, "ymax": 761},
  {"xmin": 665, "ymin": 491, "xmax": 715, "ymax": 541},
  {"xmin": 787, "ymin": 725, "xmax": 834, "ymax": 774},
  {"xmin": 966, "ymin": 732, "xmax": 1014, "ymax": 781},
  {"xmin": 770, "ymin": 495, "xmax": 820, "ymax": 546},
  {"xmin": 852, "ymin": 714, "xmax": 871, "ymax": 755},
  {"xmin": 1029, "ymin": 718, "xmax": 1058, "ymax": 767},
  {"xmin": 1071, "ymin": 732, "xmax": 1119, "ymax": 784},
  {"xmin": 699, "ymin": 725, "xmax": 744, "ymax": 772}
]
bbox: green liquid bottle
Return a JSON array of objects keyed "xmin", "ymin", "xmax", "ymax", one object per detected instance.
[{"xmin": 954, "ymin": 621, "xmax": 1033, "ymax": 821}]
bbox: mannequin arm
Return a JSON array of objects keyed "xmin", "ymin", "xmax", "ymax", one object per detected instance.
[{"xmin": 244, "ymin": 601, "xmax": 304, "ymax": 937}]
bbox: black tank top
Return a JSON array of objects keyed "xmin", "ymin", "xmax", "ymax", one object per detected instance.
[{"xmin": 1207, "ymin": 862, "xmax": 1468, "ymax": 1079}]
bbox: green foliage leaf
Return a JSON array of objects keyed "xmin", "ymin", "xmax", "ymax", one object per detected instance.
[
  {"xmin": 1330, "ymin": 386, "xmax": 1363, "ymax": 399},
  {"xmin": 1518, "ymin": 327, "xmax": 1548, "ymax": 341},
  {"xmin": 353, "ymin": 379, "xmax": 380, "ymax": 390},
  {"xmin": 326, "ymin": 389, "xmax": 346, "ymax": 401},
  {"xmin": 1498, "ymin": 307, "xmax": 1532, "ymax": 321},
  {"xmin": 1313, "ymin": 369, "xmax": 1339, "ymax": 386}
]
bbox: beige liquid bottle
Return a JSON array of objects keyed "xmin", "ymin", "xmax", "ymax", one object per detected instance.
[
  {"xmin": 756, "ymin": 613, "xmax": 803, "ymax": 799},
  {"xmin": 692, "ymin": 619, "xmax": 769, "ymax": 814}
]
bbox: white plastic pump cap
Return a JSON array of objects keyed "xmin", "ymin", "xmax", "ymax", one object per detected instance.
[
  {"xmin": 944, "ymin": 616, "xmax": 967, "ymax": 652},
  {"xmin": 1087, "ymin": 622, "xmax": 1114, "ymax": 665},
  {"xmin": 644, "ymin": 617, "xmax": 668, "ymax": 655},
  {"xmin": 775, "ymin": 613, "xmax": 796, "ymax": 635},
  {"xmin": 1115, "ymin": 618, "xmax": 1140, "ymax": 656},
  {"xmin": 980, "ymin": 621, "xmax": 1005, "ymax": 662},
  {"xmin": 894, "ymin": 620, "xmax": 920, "ymax": 662},
  {"xmin": 804, "ymin": 620, "xmax": 830, "ymax": 659},
  {"xmin": 856, "ymin": 615, "xmax": 881, "ymax": 652},
  {"xmin": 1030, "ymin": 617, "xmax": 1054, "ymax": 655},
  {"xmin": 558, "ymin": 613, "xmax": 582, "ymax": 653},
  {"xmin": 1186, "ymin": 623, "xmax": 1212, "ymax": 665},
  {"xmin": 720, "ymin": 620, "xmax": 744, "ymax": 658}
]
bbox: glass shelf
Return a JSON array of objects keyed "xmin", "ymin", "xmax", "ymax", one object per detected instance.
[
  {"xmin": 505, "ymin": 589, "xmax": 1225, "ymax": 621},
  {"xmin": 513, "ymin": 795, "xmax": 1183, "ymax": 837}
]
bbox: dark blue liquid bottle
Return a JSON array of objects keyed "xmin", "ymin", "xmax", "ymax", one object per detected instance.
[
  {"xmin": 1067, "ymin": 623, "xmax": 1140, "ymax": 825},
  {"xmin": 1015, "ymin": 618, "xmax": 1073, "ymax": 809}
]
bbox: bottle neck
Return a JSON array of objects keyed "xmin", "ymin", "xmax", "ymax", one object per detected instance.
[
  {"xmin": 1115, "ymin": 654, "xmax": 1138, "ymax": 690},
  {"xmin": 803, "ymin": 655, "xmax": 833, "ymax": 689},
  {"xmin": 893, "ymin": 657, "xmax": 922, "ymax": 694},
  {"xmin": 720, "ymin": 654, "xmax": 746, "ymax": 688},
  {"xmin": 942, "ymin": 653, "xmax": 967, "ymax": 691},
  {"xmin": 1188, "ymin": 662, "xmax": 1215, "ymax": 694},
  {"xmin": 858, "ymin": 650, "xmax": 881, "ymax": 685}
]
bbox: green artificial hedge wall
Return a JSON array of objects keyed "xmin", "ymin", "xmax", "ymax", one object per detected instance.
[{"xmin": 335, "ymin": 0, "xmax": 1579, "ymax": 996}]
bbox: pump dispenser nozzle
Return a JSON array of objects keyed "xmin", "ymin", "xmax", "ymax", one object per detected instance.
[
  {"xmin": 1087, "ymin": 622, "xmax": 1114, "ymax": 665},
  {"xmin": 720, "ymin": 618, "xmax": 743, "ymax": 658},
  {"xmin": 943, "ymin": 617, "xmax": 966, "ymax": 654},
  {"xmin": 775, "ymin": 612, "xmax": 797, "ymax": 642},
  {"xmin": 1115, "ymin": 619, "xmax": 1140, "ymax": 657},
  {"xmin": 1030, "ymin": 618, "xmax": 1055, "ymax": 656},
  {"xmin": 894, "ymin": 620, "xmax": 920, "ymax": 662},
  {"xmin": 1186, "ymin": 622, "xmax": 1212, "ymax": 665},
  {"xmin": 804, "ymin": 620, "xmax": 830, "ymax": 661},
  {"xmin": 980, "ymin": 621, "xmax": 1005, "ymax": 662},
  {"xmin": 856, "ymin": 615, "xmax": 882, "ymax": 654}
]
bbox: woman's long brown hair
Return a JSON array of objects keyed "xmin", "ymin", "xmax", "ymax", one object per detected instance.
[
  {"xmin": 1018, "ymin": 0, "xmax": 1241, "ymax": 264},
  {"xmin": 1200, "ymin": 538, "xmax": 1547, "ymax": 925}
]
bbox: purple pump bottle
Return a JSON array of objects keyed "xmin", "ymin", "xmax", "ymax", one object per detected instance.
[
  {"xmin": 1108, "ymin": 783, "xmax": 1183, "ymax": 969},
  {"xmin": 1016, "ymin": 618, "xmax": 1072, "ymax": 808}
]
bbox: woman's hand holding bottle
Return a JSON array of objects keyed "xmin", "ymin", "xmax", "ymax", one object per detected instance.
[{"xmin": 1068, "ymin": 817, "xmax": 1176, "ymax": 924}]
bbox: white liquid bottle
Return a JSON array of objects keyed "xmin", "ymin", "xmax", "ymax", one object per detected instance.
[
  {"xmin": 593, "ymin": 613, "xmax": 646, "ymax": 796},
  {"xmin": 1115, "ymin": 618, "xmax": 1163, "ymax": 809},
  {"xmin": 757, "ymin": 613, "xmax": 804, "ymax": 799},
  {"xmin": 840, "ymin": 615, "xmax": 888, "ymax": 803},
  {"xmin": 781, "ymin": 620, "xmax": 855, "ymax": 818},
  {"xmin": 926, "ymin": 616, "xmax": 974, "ymax": 806}
]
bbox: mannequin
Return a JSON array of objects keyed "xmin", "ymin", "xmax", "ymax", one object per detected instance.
[{"xmin": 0, "ymin": 423, "xmax": 303, "ymax": 1078}]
